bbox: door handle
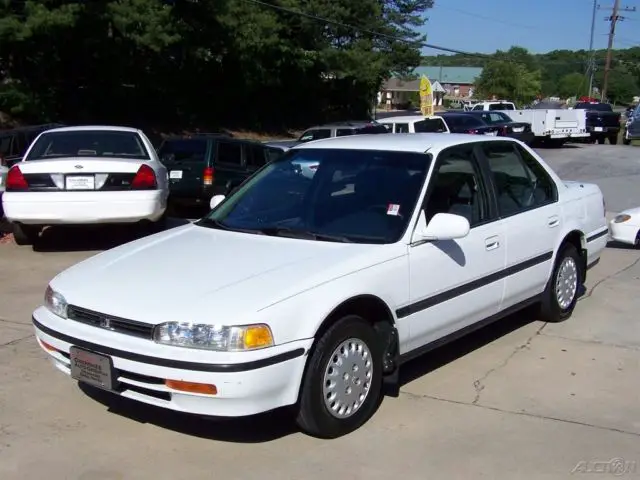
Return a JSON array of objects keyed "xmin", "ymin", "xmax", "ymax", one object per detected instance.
[
  {"xmin": 485, "ymin": 236, "xmax": 500, "ymax": 251},
  {"xmin": 548, "ymin": 215, "xmax": 560, "ymax": 228}
]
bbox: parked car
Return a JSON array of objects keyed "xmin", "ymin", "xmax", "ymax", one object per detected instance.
[
  {"xmin": 459, "ymin": 111, "xmax": 535, "ymax": 145},
  {"xmin": 623, "ymin": 104, "xmax": 640, "ymax": 145},
  {"xmin": 2, "ymin": 125, "xmax": 169, "ymax": 246},
  {"xmin": 377, "ymin": 115, "xmax": 450, "ymax": 133},
  {"xmin": 265, "ymin": 121, "xmax": 390, "ymax": 150},
  {"xmin": 573, "ymin": 102, "xmax": 622, "ymax": 144},
  {"xmin": 31, "ymin": 134, "xmax": 608, "ymax": 439},
  {"xmin": 609, "ymin": 207, "xmax": 640, "ymax": 246},
  {"xmin": 0, "ymin": 162, "xmax": 7, "ymax": 222},
  {"xmin": 437, "ymin": 112, "xmax": 501, "ymax": 135},
  {"xmin": 0, "ymin": 124, "xmax": 65, "ymax": 169},
  {"xmin": 157, "ymin": 134, "xmax": 284, "ymax": 209}
]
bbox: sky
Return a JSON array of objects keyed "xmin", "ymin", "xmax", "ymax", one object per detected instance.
[{"xmin": 420, "ymin": 0, "xmax": 640, "ymax": 56}]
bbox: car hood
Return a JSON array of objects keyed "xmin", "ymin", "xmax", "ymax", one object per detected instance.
[{"xmin": 51, "ymin": 224, "xmax": 399, "ymax": 325}]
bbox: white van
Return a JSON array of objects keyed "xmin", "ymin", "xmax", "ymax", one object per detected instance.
[{"xmin": 378, "ymin": 115, "xmax": 450, "ymax": 134}]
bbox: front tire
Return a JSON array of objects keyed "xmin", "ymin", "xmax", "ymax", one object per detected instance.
[
  {"xmin": 296, "ymin": 315, "xmax": 383, "ymax": 439},
  {"xmin": 539, "ymin": 243, "xmax": 583, "ymax": 323},
  {"xmin": 13, "ymin": 224, "xmax": 41, "ymax": 246}
]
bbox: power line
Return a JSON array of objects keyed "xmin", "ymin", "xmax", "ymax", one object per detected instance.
[{"xmin": 238, "ymin": 0, "xmax": 489, "ymax": 58}]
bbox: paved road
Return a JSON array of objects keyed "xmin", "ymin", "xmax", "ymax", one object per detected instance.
[{"xmin": 1, "ymin": 144, "xmax": 639, "ymax": 479}]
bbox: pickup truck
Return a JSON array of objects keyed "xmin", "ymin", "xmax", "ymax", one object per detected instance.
[
  {"xmin": 572, "ymin": 102, "xmax": 622, "ymax": 145},
  {"xmin": 471, "ymin": 101, "xmax": 590, "ymax": 146},
  {"xmin": 31, "ymin": 133, "xmax": 608, "ymax": 439}
]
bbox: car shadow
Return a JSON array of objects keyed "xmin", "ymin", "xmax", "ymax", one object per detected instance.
[
  {"xmin": 31, "ymin": 217, "xmax": 192, "ymax": 253},
  {"xmin": 78, "ymin": 383, "xmax": 298, "ymax": 443},
  {"xmin": 399, "ymin": 305, "xmax": 540, "ymax": 387},
  {"xmin": 605, "ymin": 239, "xmax": 636, "ymax": 250}
]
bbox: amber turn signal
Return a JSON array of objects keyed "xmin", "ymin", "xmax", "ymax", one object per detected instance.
[
  {"xmin": 40, "ymin": 339, "xmax": 59, "ymax": 352},
  {"xmin": 165, "ymin": 379, "xmax": 218, "ymax": 395}
]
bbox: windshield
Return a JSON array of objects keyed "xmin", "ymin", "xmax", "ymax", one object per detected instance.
[
  {"xmin": 197, "ymin": 148, "xmax": 430, "ymax": 244},
  {"xmin": 25, "ymin": 130, "xmax": 150, "ymax": 161}
]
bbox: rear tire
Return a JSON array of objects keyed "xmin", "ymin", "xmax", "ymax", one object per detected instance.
[
  {"xmin": 597, "ymin": 136, "xmax": 606, "ymax": 144},
  {"xmin": 13, "ymin": 224, "xmax": 41, "ymax": 246},
  {"xmin": 539, "ymin": 243, "xmax": 583, "ymax": 323},
  {"xmin": 296, "ymin": 315, "xmax": 383, "ymax": 439}
]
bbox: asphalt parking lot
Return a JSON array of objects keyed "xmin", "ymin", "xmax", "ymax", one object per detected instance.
[{"xmin": 1, "ymin": 143, "xmax": 639, "ymax": 479}]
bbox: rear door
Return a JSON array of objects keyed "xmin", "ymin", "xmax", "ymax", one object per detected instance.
[
  {"xmin": 157, "ymin": 138, "xmax": 211, "ymax": 196},
  {"xmin": 213, "ymin": 140, "xmax": 247, "ymax": 192}
]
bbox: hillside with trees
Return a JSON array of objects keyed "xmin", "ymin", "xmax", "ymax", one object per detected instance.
[
  {"xmin": 0, "ymin": 0, "xmax": 433, "ymax": 132},
  {"xmin": 422, "ymin": 46, "xmax": 640, "ymax": 105}
]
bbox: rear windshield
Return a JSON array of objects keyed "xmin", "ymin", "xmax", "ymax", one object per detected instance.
[
  {"xmin": 158, "ymin": 138, "xmax": 207, "ymax": 163},
  {"xmin": 25, "ymin": 130, "xmax": 150, "ymax": 161},
  {"xmin": 444, "ymin": 115, "xmax": 485, "ymax": 127},
  {"xmin": 574, "ymin": 102, "xmax": 612, "ymax": 111},
  {"xmin": 414, "ymin": 118, "xmax": 447, "ymax": 132}
]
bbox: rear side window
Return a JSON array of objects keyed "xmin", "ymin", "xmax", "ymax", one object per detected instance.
[
  {"xmin": 394, "ymin": 123, "xmax": 409, "ymax": 133},
  {"xmin": 158, "ymin": 139, "xmax": 207, "ymax": 163},
  {"xmin": 414, "ymin": 119, "xmax": 447, "ymax": 132},
  {"xmin": 354, "ymin": 124, "xmax": 389, "ymax": 135},
  {"xmin": 216, "ymin": 141, "xmax": 242, "ymax": 165},
  {"xmin": 336, "ymin": 129, "xmax": 354, "ymax": 137},
  {"xmin": 246, "ymin": 145, "xmax": 267, "ymax": 168}
]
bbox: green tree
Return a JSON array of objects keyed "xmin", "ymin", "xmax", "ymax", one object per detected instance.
[
  {"xmin": 474, "ymin": 60, "xmax": 541, "ymax": 105},
  {"xmin": 557, "ymin": 72, "xmax": 586, "ymax": 98}
]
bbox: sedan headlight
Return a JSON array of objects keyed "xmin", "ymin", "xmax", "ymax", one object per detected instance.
[
  {"xmin": 613, "ymin": 214, "xmax": 631, "ymax": 223},
  {"xmin": 44, "ymin": 285, "xmax": 68, "ymax": 318},
  {"xmin": 153, "ymin": 322, "xmax": 274, "ymax": 351}
]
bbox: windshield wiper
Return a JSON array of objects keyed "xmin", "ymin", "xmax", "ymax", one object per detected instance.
[
  {"xmin": 258, "ymin": 227, "xmax": 353, "ymax": 243},
  {"xmin": 196, "ymin": 218, "xmax": 265, "ymax": 235}
]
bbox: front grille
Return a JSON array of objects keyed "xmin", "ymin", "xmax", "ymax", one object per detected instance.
[{"xmin": 67, "ymin": 305, "xmax": 154, "ymax": 339}]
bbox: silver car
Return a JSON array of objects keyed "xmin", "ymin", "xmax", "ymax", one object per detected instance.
[{"xmin": 623, "ymin": 105, "xmax": 640, "ymax": 145}]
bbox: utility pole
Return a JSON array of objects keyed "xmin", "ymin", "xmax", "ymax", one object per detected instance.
[
  {"xmin": 599, "ymin": 0, "xmax": 636, "ymax": 101},
  {"xmin": 587, "ymin": 0, "xmax": 597, "ymax": 97}
]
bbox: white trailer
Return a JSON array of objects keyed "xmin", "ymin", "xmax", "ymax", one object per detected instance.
[{"xmin": 471, "ymin": 101, "xmax": 590, "ymax": 144}]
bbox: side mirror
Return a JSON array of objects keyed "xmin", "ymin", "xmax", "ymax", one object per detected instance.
[
  {"xmin": 210, "ymin": 194, "xmax": 225, "ymax": 210},
  {"xmin": 411, "ymin": 210, "xmax": 470, "ymax": 243}
]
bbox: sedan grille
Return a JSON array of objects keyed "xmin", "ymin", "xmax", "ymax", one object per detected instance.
[{"xmin": 66, "ymin": 305, "xmax": 154, "ymax": 339}]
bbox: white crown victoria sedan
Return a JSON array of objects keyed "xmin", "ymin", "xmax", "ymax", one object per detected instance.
[{"xmin": 32, "ymin": 133, "xmax": 608, "ymax": 438}]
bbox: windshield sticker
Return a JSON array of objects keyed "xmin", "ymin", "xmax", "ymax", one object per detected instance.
[{"xmin": 387, "ymin": 204, "xmax": 401, "ymax": 216}]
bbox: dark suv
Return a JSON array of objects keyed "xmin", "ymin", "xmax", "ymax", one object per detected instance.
[
  {"xmin": 157, "ymin": 134, "xmax": 284, "ymax": 208},
  {"xmin": 0, "ymin": 124, "xmax": 65, "ymax": 168}
]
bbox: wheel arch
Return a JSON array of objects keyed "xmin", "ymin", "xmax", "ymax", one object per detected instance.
[{"xmin": 558, "ymin": 229, "xmax": 587, "ymax": 283}]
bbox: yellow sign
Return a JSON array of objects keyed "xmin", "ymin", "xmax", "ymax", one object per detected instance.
[{"xmin": 419, "ymin": 75, "xmax": 433, "ymax": 116}]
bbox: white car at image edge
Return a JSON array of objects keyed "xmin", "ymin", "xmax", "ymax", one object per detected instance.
[
  {"xmin": 609, "ymin": 207, "xmax": 640, "ymax": 246},
  {"xmin": 2, "ymin": 125, "xmax": 169, "ymax": 245},
  {"xmin": 32, "ymin": 133, "xmax": 608, "ymax": 439}
]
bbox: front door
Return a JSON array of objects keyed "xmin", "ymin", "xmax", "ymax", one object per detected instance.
[
  {"xmin": 404, "ymin": 143, "xmax": 507, "ymax": 352},
  {"xmin": 478, "ymin": 141, "xmax": 562, "ymax": 308}
]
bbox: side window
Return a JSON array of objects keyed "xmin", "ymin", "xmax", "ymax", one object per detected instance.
[
  {"xmin": 299, "ymin": 129, "xmax": 331, "ymax": 142},
  {"xmin": 216, "ymin": 141, "xmax": 242, "ymax": 166},
  {"xmin": 245, "ymin": 145, "xmax": 268, "ymax": 169},
  {"xmin": 482, "ymin": 142, "xmax": 557, "ymax": 217},
  {"xmin": 265, "ymin": 147, "xmax": 285, "ymax": 163},
  {"xmin": 395, "ymin": 123, "xmax": 409, "ymax": 133},
  {"xmin": 472, "ymin": 104, "xmax": 483, "ymax": 111},
  {"xmin": 423, "ymin": 145, "xmax": 489, "ymax": 227},
  {"xmin": 336, "ymin": 129, "xmax": 354, "ymax": 137},
  {"xmin": 414, "ymin": 119, "xmax": 446, "ymax": 133}
]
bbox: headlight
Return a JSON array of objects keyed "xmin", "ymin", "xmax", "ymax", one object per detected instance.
[
  {"xmin": 613, "ymin": 214, "xmax": 631, "ymax": 223},
  {"xmin": 153, "ymin": 322, "xmax": 274, "ymax": 351},
  {"xmin": 44, "ymin": 285, "xmax": 68, "ymax": 318}
]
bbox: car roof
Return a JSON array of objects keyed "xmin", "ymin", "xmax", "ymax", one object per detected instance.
[
  {"xmin": 378, "ymin": 115, "xmax": 443, "ymax": 123},
  {"xmin": 292, "ymin": 133, "xmax": 512, "ymax": 153},
  {"xmin": 40, "ymin": 125, "xmax": 142, "ymax": 134},
  {"xmin": 304, "ymin": 121, "xmax": 380, "ymax": 129}
]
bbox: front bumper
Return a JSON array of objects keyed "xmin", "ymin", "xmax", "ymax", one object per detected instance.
[
  {"xmin": 3, "ymin": 190, "xmax": 167, "ymax": 225},
  {"xmin": 609, "ymin": 220, "xmax": 639, "ymax": 246},
  {"xmin": 32, "ymin": 307, "xmax": 312, "ymax": 417}
]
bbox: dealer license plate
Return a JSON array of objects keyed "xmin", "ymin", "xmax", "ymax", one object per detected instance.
[
  {"xmin": 169, "ymin": 170, "xmax": 183, "ymax": 180},
  {"xmin": 66, "ymin": 175, "xmax": 95, "ymax": 190},
  {"xmin": 69, "ymin": 347, "xmax": 115, "ymax": 391},
  {"xmin": 513, "ymin": 127, "xmax": 524, "ymax": 132},
  {"xmin": 593, "ymin": 126, "xmax": 604, "ymax": 132},
  {"xmin": 484, "ymin": 131, "xmax": 498, "ymax": 136}
]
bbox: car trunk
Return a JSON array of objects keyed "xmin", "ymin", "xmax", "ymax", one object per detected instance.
[{"xmin": 15, "ymin": 157, "xmax": 149, "ymax": 192}]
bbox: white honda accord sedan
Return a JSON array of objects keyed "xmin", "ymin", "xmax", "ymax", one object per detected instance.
[
  {"xmin": 32, "ymin": 134, "xmax": 608, "ymax": 438},
  {"xmin": 2, "ymin": 125, "xmax": 169, "ymax": 245}
]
